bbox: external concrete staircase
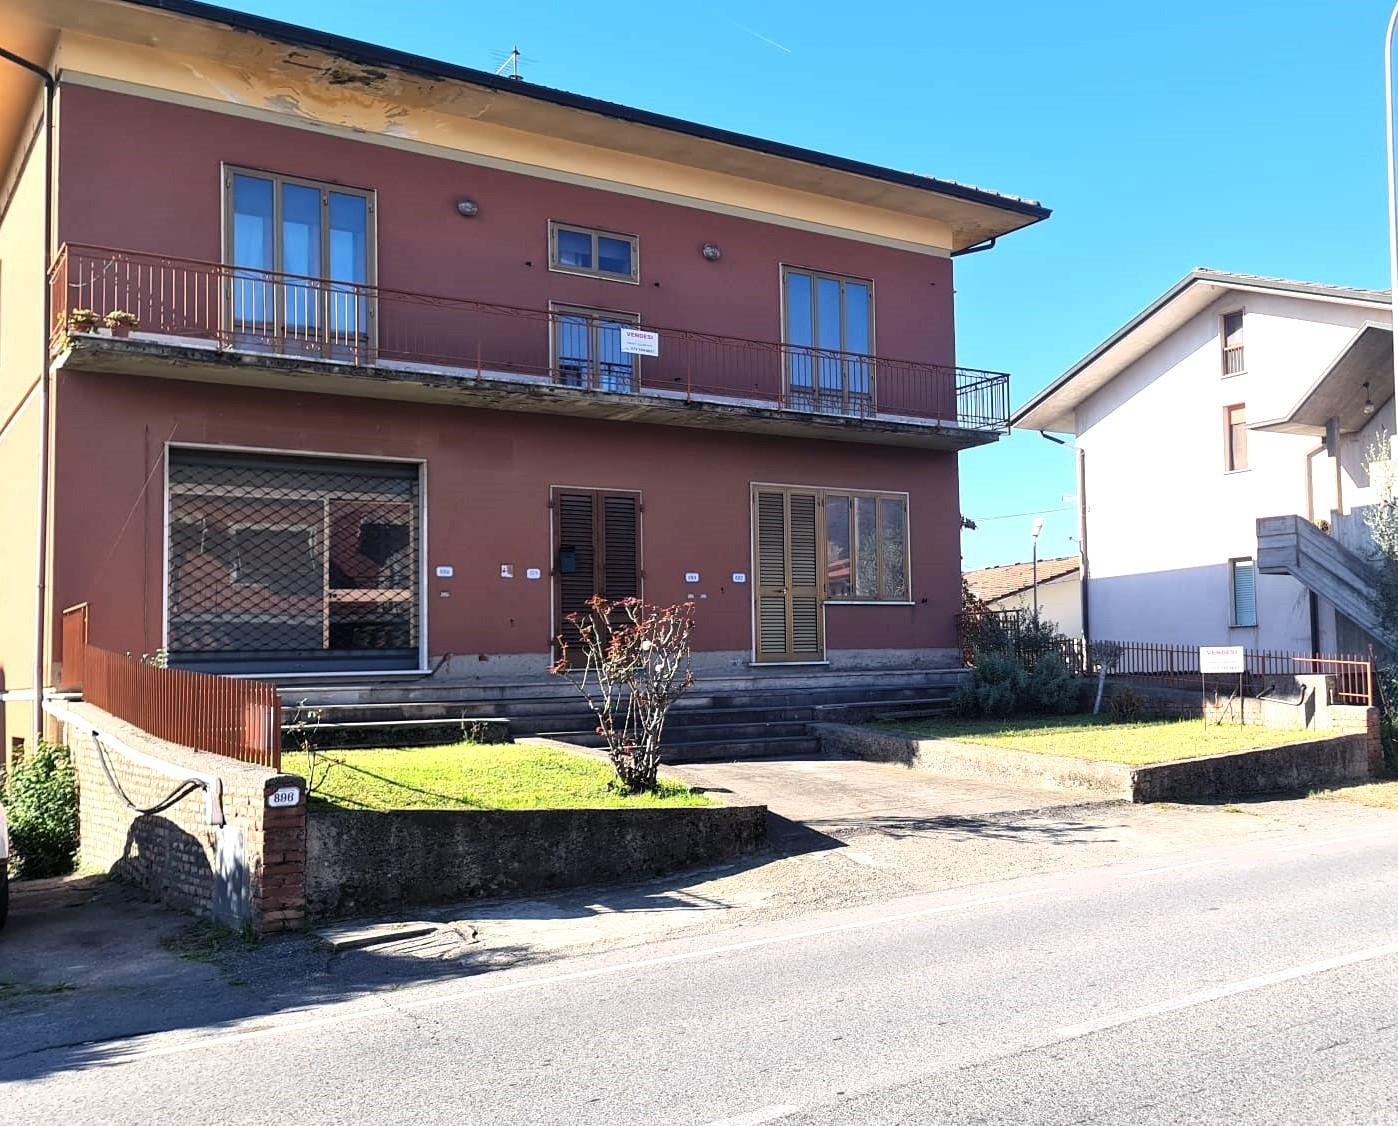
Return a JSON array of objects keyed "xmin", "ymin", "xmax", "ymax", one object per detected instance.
[
  {"xmin": 1257, "ymin": 514, "xmax": 1394, "ymax": 648},
  {"xmin": 277, "ymin": 667, "xmax": 967, "ymax": 763}
]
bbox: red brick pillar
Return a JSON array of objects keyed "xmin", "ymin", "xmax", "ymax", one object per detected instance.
[
  {"xmin": 254, "ymin": 774, "xmax": 307, "ymax": 932},
  {"xmin": 1365, "ymin": 707, "xmax": 1384, "ymax": 777}
]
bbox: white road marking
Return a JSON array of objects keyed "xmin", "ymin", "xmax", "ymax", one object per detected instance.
[
  {"xmin": 1121, "ymin": 828, "xmax": 1398, "ymax": 880},
  {"xmin": 1055, "ymin": 938, "xmax": 1398, "ymax": 1040},
  {"xmin": 701, "ymin": 1105, "xmax": 800, "ymax": 1126},
  {"xmin": 42, "ymin": 826, "xmax": 1398, "ymax": 1070}
]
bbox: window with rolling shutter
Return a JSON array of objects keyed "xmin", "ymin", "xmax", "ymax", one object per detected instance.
[{"xmin": 1230, "ymin": 558, "xmax": 1257, "ymax": 627}]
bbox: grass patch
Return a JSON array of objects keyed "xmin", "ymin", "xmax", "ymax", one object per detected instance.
[
  {"xmin": 874, "ymin": 714, "xmax": 1328, "ymax": 766},
  {"xmin": 1310, "ymin": 779, "xmax": 1398, "ymax": 810},
  {"xmin": 283, "ymin": 742, "xmax": 711, "ymax": 812},
  {"xmin": 160, "ymin": 919, "xmax": 259, "ymax": 964},
  {"xmin": 0, "ymin": 979, "xmax": 76, "ymax": 1005}
]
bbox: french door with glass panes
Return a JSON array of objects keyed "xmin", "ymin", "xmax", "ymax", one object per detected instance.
[
  {"xmin": 225, "ymin": 167, "xmax": 375, "ymax": 359},
  {"xmin": 782, "ymin": 267, "xmax": 873, "ymax": 416}
]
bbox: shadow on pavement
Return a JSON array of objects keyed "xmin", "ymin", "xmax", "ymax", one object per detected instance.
[{"xmin": 0, "ymin": 810, "xmax": 846, "ymax": 1084}]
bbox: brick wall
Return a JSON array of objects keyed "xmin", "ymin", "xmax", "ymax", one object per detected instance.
[{"xmin": 51, "ymin": 702, "xmax": 306, "ymax": 932}]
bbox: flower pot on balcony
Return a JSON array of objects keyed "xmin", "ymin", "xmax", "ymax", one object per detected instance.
[
  {"xmin": 67, "ymin": 309, "xmax": 99, "ymax": 333},
  {"xmin": 103, "ymin": 311, "xmax": 138, "ymax": 338}
]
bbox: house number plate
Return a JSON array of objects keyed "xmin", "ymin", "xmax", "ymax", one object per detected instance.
[{"xmin": 267, "ymin": 786, "xmax": 302, "ymax": 809}]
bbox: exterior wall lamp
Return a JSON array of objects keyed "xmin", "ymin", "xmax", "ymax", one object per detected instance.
[
  {"xmin": 456, "ymin": 199, "xmax": 480, "ymax": 217},
  {"xmin": 701, "ymin": 243, "xmax": 721, "ymax": 261}
]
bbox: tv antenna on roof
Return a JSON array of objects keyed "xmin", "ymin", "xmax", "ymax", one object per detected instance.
[{"xmin": 492, "ymin": 46, "xmax": 524, "ymax": 80}]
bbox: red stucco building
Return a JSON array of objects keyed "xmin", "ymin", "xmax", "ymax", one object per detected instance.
[{"xmin": 0, "ymin": 0, "xmax": 1048, "ymax": 742}]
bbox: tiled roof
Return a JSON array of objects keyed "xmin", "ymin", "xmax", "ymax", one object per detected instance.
[{"xmin": 964, "ymin": 556, "xmax": 1080, "ymax": 603}]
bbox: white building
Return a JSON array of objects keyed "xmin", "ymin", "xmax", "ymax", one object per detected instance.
[
  {"xmin": 1013, "ymin": 270, "xmax": 1393, "ymax": 655},
  {"xmin": 964, "ymin": 556, "xmax": 1083, "ymax": 637}
]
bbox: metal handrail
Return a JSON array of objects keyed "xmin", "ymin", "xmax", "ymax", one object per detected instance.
[{"xmin": 50, "ymin": 242, "xmax": 1011, "ymax": 433}]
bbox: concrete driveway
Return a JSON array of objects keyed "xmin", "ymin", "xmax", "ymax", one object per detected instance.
[{"xmin": 666, "ymin": 752, "xmax": 1089, "ymax": 842}]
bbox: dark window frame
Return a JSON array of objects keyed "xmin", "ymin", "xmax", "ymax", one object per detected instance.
[
  {"xmin": 547, "ymin": 220, "xmax": 640, "ymax": 284},
  {"xmin": 1221, "ymin": 309, "xmax": 1245, "ymax": 376}
]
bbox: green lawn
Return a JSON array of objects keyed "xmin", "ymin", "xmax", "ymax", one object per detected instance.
[
  {"xmin": 282, "ymin": 742, "xmax": 710, "ymax": 812},
  {"xmin": 875, "ymin": 714, "xmax": 1328, "ymax": 766},
  {"xmin": 1311, "ymin": 779, "xmax": 1398, "ymax": 810}
]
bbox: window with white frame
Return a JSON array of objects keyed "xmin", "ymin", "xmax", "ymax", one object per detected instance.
[{"xmin": 1230, "ymin": 558, "xmax": 1257, "ymax": 627}]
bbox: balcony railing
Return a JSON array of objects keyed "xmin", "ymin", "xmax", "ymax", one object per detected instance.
[{"xmin": 49, "ymin": 243, "xmax": 1010, "ymax": 433}]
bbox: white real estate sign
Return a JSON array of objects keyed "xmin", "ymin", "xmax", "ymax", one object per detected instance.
[
  {"xmin": 1199, "ymin": 645, "xmax": 1246, "ymax": 674},
  {"xmin": 619, "ymin": 328, "xmax": 660, "ymax": 356}
]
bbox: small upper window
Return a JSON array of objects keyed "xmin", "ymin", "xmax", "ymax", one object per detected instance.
[
  {"xmin": 1221, "ymin": 310, "xmax": 1245, "ymax": 375},
  {"xmin": 1225, "ymin": 403, "xmax": 1249, "ymax": 472},
  {"xmin": 549, "ymin": 221, "xmax": 639, "ymax": 283}
]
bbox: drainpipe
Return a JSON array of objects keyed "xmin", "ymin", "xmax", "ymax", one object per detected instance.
[{"xmin": 0, "ymin": 46, "xmax": 56, "ymax": 750}]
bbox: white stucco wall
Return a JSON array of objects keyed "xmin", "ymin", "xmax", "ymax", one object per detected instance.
[
  {"xmin": 989, "ymin": 574, "xmax": 1083, "ymax": 637},
  {"xmin": 1077, "ymin": 291, "xmax": 1388, "ymax": 651}
]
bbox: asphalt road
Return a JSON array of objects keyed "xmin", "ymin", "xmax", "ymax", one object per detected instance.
[{"xmin": 5, "ymin": 823, "xmax": 1398, "ymax": 1124}]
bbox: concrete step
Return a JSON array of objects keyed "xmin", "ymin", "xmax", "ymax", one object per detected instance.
[
  {"xmin": 286, "ymin": 717, "xmax": 510, "ymax": 751},
  {"xmin": 276, "ymin": 666, "xmax": 966, "ymax": 707},
  {"xmin": 660, "ymin": 736, "xmax": 822, "ymax": 764}
]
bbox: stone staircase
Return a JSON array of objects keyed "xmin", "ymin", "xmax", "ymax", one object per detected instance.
[{"xmin": 277, "ymin": 667, "xmax": 965, "ymax": 762}]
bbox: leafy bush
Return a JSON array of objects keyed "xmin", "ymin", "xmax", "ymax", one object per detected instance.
[
  {"xmin": 1109, "ymin": 687, "xmax": 1144, "ymax": 724},
  {"xmin": 1024, "ymin": 653, "xmax": 1080, "ymax": 715},
  {"xmin": 954, "ymin": 652, "xmax": 1029, "ymax": 718},
  {"xmin": 2, "ymin": 742, "xmax": 79, "ymax": 879}
]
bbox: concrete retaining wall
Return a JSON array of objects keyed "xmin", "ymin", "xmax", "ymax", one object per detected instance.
[
  {"xmin": 305, "ymin": 804, "xmax": 767, "ymax": 920},
  {"xmin": 51, "ymin": 701, "xmax": 307, "ymax": 932},
  {"xmin": 816, "ymin": 716, "xmax": 1381, "ymax": 803}
]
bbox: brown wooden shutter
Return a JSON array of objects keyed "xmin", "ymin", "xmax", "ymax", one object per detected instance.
[
  {"xmin": 556, "ymin": 492, "xmax": 597, "ymax": 648},
  {"xmin": 600, "ymin": 494, "xmax": 640, "ymax": 599},
  {"xmin": 755, "ymin": 490, "xmax": 789, "ymax": 658},
  {"xmin": 788, "ymin": 492, "xmax": 823, "ymax": 658}
]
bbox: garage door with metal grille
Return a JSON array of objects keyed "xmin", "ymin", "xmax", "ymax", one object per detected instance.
[{"xmin": 167, "ymin": 449, "xmax": 421, "ymax": 673}]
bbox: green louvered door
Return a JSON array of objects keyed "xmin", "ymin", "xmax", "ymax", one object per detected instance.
[{"xmin": 753, "ymin": 487, "xmax": 825, "ymax": 662}]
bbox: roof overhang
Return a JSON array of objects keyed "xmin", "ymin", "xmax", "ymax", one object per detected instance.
[
  {"xmin": 1252, "ymin": 322, "xmax": 1394, "ymax": 436},
  {"xmin": 2, "ymin": 0, "xmax": 1049, "ymax": 254},
  {"xmin": 1012, "ymin": 270, "xmax": 1391, "ymax": 435}
]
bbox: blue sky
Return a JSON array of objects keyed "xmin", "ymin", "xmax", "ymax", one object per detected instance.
[{"xmin": 224, "ymin": 0, "xmax": 1394, "ymax": 569}]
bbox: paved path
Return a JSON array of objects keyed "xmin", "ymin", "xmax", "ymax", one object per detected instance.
[{"xmin": 6, "ymin": 818, "xmax": 1398, "ymax": 1124}]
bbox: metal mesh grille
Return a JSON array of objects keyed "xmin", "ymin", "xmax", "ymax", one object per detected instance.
[{"xmin": 167, "ymin": 450, "xmax": 420, "ymax": 673}]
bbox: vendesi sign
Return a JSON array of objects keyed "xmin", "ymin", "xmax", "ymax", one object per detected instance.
[
  {"xmin": 1199, "ymin": 645, "xmax": 1246, "ymax": 674},
  {"xmin": 619, "ymin": 328, "xmax": 660, "ymax": 356}
]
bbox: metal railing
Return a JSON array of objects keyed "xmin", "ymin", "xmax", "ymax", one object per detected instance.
[
  {"xmin": 62, "ymin": 627, "xmax": 281, "ymax": 769},
  {"xmin": 957, "ymin": 614, "xmax": 1376, "ymax": 707},
  {"xmin": 49, "ymin": 243, "xmax": 1010, "ymax": 433}
]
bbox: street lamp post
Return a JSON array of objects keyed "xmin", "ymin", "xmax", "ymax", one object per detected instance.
[{"xmin": 1031, "ymin": 517, "xmax": 1044, "ymax": 621}]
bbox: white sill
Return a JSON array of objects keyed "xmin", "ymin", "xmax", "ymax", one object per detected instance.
[
  {"xmin": 1222, "ymin": 370, "xmax": 1247, "ymax": 379},
  {"xmin": 825, "ymin": 600, "xmax": 917, "ymax": 607},
  {"xmin": 547, "ymin": 263, "xmax": 640, "ymax": 285},
  {"xmin": 1223, "ymin": 468, "xmax": 1252, "ymax": 476},
  {"xmin": 748, "ymin": 660, "xmax": 831, "ymax": 667},
  {"xmin": 225, "ymin": 668, "xmax": 432, "ymax": 679}
]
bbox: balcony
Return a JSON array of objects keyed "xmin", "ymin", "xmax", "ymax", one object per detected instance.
[{"xmin": 48, "ymin": 244, "xmax": 1010, "ymax": 450}]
